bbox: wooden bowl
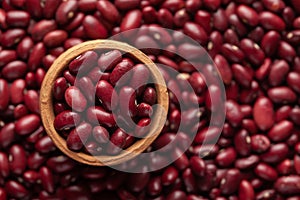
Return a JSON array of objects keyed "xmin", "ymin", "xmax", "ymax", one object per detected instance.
[{"xmin": 40, "ymin": 40, "xmax": 169, "ymax": 166}]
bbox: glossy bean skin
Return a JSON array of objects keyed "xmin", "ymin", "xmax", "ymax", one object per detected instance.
[
  {"xmin": 9, "ymin": 144, "xmax": 27, "ymax": 175},
  {"xmin": 53, "ymin": 110, "xmax": 81, "ymax": 131},
  {"xmin": 0, "ymin": 79, "xmax": 9, "ymax": 111}
]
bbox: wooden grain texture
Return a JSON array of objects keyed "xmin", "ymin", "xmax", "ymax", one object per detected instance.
[{"xmin": 40, "ymin": 40, "xmax": 169, "ymax": 166}]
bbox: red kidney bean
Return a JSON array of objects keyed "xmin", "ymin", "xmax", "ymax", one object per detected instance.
[
  {"xmin": 182, "ymin": 168, "xmax": 197, "ymax": 193},
  {"xmin": 35, "ymin": 136, "xmax": 55, "ymax": 153},
  {"xmin": 9, "ymin": 144, "xmax": 26, "ymax": 174},
  {"xmin": 55, "ymin": 0, "xmax": 78, "ymax": 25},
  {"xmin": 290, "ymin": 107, "xmax": 300, "ymax": 125},
  {"xmin": 46, "ymin": 155, "xmax": 75, "ymax": 173},
  {"xmin": 53, "ymin": 77, "xmax": 68, "ymax": 101},
  {"xmin": 223, "ymin": 29, "xmax": 239, "ymax": 46},
  {"xmin": 277, "ymin": 41, "xmax": 296, "ymax": 62},
  {"xmin": 92, "ymin": 126, "xmax": 109, "ymax": 144},
  {"xmin": 259, "ymin": 11, "xmax": 286, "ymax": 31},
  {"xmin": 161, "ymin": 166, "xmax": 179, "ymax": 186},
  {"xmin": 134, "ymin": 118, "xmax": 150, "ymax": 137},
  {"xmin": 107, "ymin": 128, "xmax": 128, "ymax": 155},
  {"xmin": 238, "ymin": 180, "xmax": 255, "ymax": 200},
  {"xmin": 190, "ymin": 156, "xmax": 206, "ymax": 176},
  {"xmin": 143, "ymin": 87, "xmax": 157, "ymax": 106},
  {"xmin": 5, "ymin": 180, "xmax": 29, "ymax": 199},
  {"xmin": 184, "ymin": 22, "xmax": 208, "ymax": 45},
  {"xmin": 294, "ymin": 155, "xmax": 300, "ymax": 174},
  {"xmin": 268, "ymin": 60, "xmax": 289, "ymax": 86},
  {"xmin": 31, "ymin": 20, "xmax": 57, "ymax": 41},
  {"xmin": 255, "ymin": 162, "xmax": 278, "ymax": 181},
  {"xmin": 234, "ymin": 129, "xmax": 251, "ymax": 156},
  {"xmin": 75, "ymin": 76, "xmax": 95, "ymax": 103},
  {"xmin": 69, "ymin": 50, "xmax": 97, "ymax": 75},
  {"xmin": 119, "ymin": 86, "xmax": 137, "ymax": 118},
  {"xmin": 23, "ymin": 170, "xmax": 40, "ymax": 184},
  {"xmin": 64, "ymin": 38, "xmax": 83, "ymax": 49},
  {"xmin": 1, "ymin": 28, "xmax": 26, "ymax": 47},
  {"xmin": 221, "ymin": 43, "xmax": 245, "ymax": 63},
  {"xmin": 110, "ymin": 59, "xmax": 134, "ymax": 86},
  {"xmin": 24, "ymin": 90, "xmax": 40, "ymax": 114},
  {"xmin": 287, "ymin": 71, "xmax": 300, "ymax": 93},
  {"xmin": 42, "ymin": 54, "xmax": 57, "ymax": 70},
  {"xmin": 228, "ymin": 14, "xmax": 247, "ymax": 36},
  {"xmin": 0, "ymin": 79, "xmax": 9, "ymax": 111},
  {"xmin": 174, "ymin": 9, "xmax": 190, "ymax": 28},
  {"xmin": 253, "ymin": 97, "xmax": 274, "ymax": 131},
  {"xmin": 39, "ymin": 166, "xmax": 55, "ymax": 193},
  {"xmin": 0, "ymin": 122, "xmax": 15, "ymax": 148},
  {"xmin": 78, "ymin": 0, "xmax": 96, "ymax": 12},
  {"xmin": 43, "ymin": 0, "xmax": 62, "ymax": 19},
  {"xmin": 275, "ymin": 176, "xmax": 300, "ymax": 195},
  {"xmin": 147, "ymin": 176, "xmax": 162, "ymax": 196},
  {"xmin": 96, "ymin": 80, "xmax": 118, "ymax": 111},
  {"xmin": 214, "ymin": 54, "xmax": 232, "ymax": 85},
  {"xmin": 84, "ymin": 141, "xmax": 103, "ymax": 155},
  {"xmin": 137, "ymin": 103, "xmax": 153, "ymax": 118},
  {"xmin": 262, "ymin": 0, "xmax": 285, "ymax": 12},
  {"xmin": 67, "ymin": 122, "xmax": 92, "ymax": 151},
  {"xmin": 120, "ymin": 10, "xmax": 142, "ymax": 32},
  {"xmin": 188, "ymin": 72, "xmax": 206, "ymax": 94},
  {"xmin": 275, "ymin": 105, "xmax": 292, "ymax": 122},
  {"xmin": 26, "ymin": 125, "xmax": 44, "ymax": 143},
  {"xmin": 212, "ymin": 9, "xmax": 228, "ymax": 31},
  {"xmin": 268, "ymin": 86, "xmax": 297, "ymax": 103},
  {"xmin": 0, "ymin": 152, "xmax": 10, "ymax": 178},
  {"xmin": 255, "ymin": 58, "xmax": 271, "ymax": 80},
  {"xmin": 96, "ymin": 1, "xmax": 120, "ymax": 24},
  {"xmin": 268, "ymin": 120, "xmax": 293, "ymax": 142},
  {"xmin": 0, "ymin": 50, "xmax": 17, "ymax": 67},
  {"xmin": 232, "ymin": 63, "xmax": 254, "ymax": 88},
  {"xmin": 6, "ymin": 10, "xmax": 30, "ymax": 27},
  {"xmin": 115, "ymin": 0, "xmax": 140, "ymax": 10},
  {"xmin": 240, "ymin": 39, "xmax": 265, "ymax": 66},
  {"xmin": 248, "ymin": 26, "xmax": 265, "ymax": 43},
  {"xmin": 54, "ymin": 110, "xmax": 81, "ymax": 131},
  {"xmin": 28, "ymin": 42, "xmax": 46, "ymax": 71},
  {"xmin": 126, "ymin": 173, "xmax": 150, "ymax": 193},
  {"xmin": 86, "ymin": 106, "xmax": 116, "ymax": 127},
  {"xmin": 216, "ymin": 147, "xmax": 237, "ymax": 167},
  {"xmin": 25, "ymin": 0, "xmax": 42, "ymax": 18},
  {"xmin": 64, "ymin": 12, "xmax": 84, "ymax": 31},
  {"xmin": 83, "ymin": 15, "xmax": 107, "ymax": 39},
  {"xmin": 260, "ymin": 143, "xmax": 289, "ymax": 163},
  {"xmin": 220, "ymin": 169, "xmax": 241, "ymax": 195},
  {"xmin": 65, "ymin": 86, "xmax": 87, "ymax": 112},
  {"xmin": 237, "ymin": 5, "xmax": 259, "ymax": 26},
  {"xmin": 2, "ymin": 60, "xmax": 27, "ymax": 81},
  {"xmin": 194, "ymin": 10, "xmax": 212, "ymax": 34},
  {"xmin": 172, "ymin": 148, "xmax": 189, "ymax": 171},
  {"xmin": 43, "ymin": 30, "xmax": 68, "ymax": 47},
  {"xmin": 98, "ymin": 50, "xmax": 122, "ymax": 72},
  {"xmin": 15, "ymin": 114, "xmax": 40, "ymax": 136},
  {"xmin": 225, "ymin": 100, "xmax": 243, "ymax": 127},
  {"xmin": 235, "ymin": 155, "xmax": 259, "ymax": 170},
  {"xmin": 251, "ymin": 134, "xmax": 270, "ymax": 153},
  {"xmin": 35, "ymin": 68, "xmax": 45, "ymax": 88},
  {"xmin": 195, "ymin": 126, "xmax": 221, "ymax": 144}
]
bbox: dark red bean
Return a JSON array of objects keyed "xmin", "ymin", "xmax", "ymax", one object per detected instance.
[
  {"xmin": 65, "ymin": 86, "xmax": 87, "ymax": 112},
  {"xmin": 260, "ymin": 143, "xmax": 289, "ymax": 163},
  {"xmin": 67, "ymin": 122, "xmax": 92, "ymax": 151},
  {"xmin": 225, "ymin": 100, "xmax": 243, "ymax": 127},
  {"xmin": 2, "ymin": 61, "xmax": 27, "ymax": 81},
  {"xmin": 216, "ymin": 147, "xmax": 237, "ymax": 167},
  {"xmin": 275, "ymin": 176, "xmax": 300, "ymax": 195},
  {"xmin": 43, "ymin": 0, "xmax": 62, "ymax": 19},
  {"xmin": 147, "ymin": 176, "xmax": 162, "ymax": 196},
  {"xmin": 15, "ymin": 114, "xmax": 40, "ymax": 136},
  {"xmin": 221, "ymin": 43, "xmax": 245, "ymax": 63},
  {"xmin": 86, "ymin": 106, "xmax": 116, "ymax": 127},
  {"xmin": 83, "ymin": 15, "xmax": 108, "ymax": 39},
  {"xmin": 290, "ymin": 107, "xmax": 300, "ymax": 125},
  {"xmin": 235, "ymin": 155, "xmax": 259, "ymax": 170},
  {"xmin": 120, "ymin": 10, "xmax": 142, "ymax": 32},
  {"xmin": 54, "ymin": 110, "xmax": 81, "ymax": 131},
  {"xmin": 46, "ymin": 155, "xmax": 75, "ymax": 173},
  {"xmin": 240, "ymin": 38, "xmax": 265, "ymax": 66},
  {"xmin": 1, "ymin": 28, "xmax": 26, "ymax": 47},
  {"xmin": 143, "ymin": 87, "xmax": 157, "ymax": 106},
  {"xmin": 259, "ymin": 11, "xmax": 286, "ymax": 31},
  {"xmin": 0, "ymin": 122, "xmax": 15, "ymax": 148},
  {"xmin": 184, "ymin": 22, "xmax": 208, "ymax": 45},
  {"xmin": 253, "ymin": 97, "xmax": 274, "ymax": 131},
  {"xmin": 31, "ymin": 20, "xmax": 57, "ymax": 41},
  {"xmin": 239, "ymin": 180, "xmax": 255, "ymax": 200},
  {"xmin": 287, "ymin": 72, "xmax": 300, "ymax": 93},
  {"xmin": 220, "ymin": 169, "xmax": 241, "ymax": 195},
  {"xmin": 6, "ymin": 11, "xmax": 30, "ymax": 27},
  {"xmin": 69, "ymin": 50, "xmax": 98, "ymax": 75},
  {"xmin": 28, "ymin": 42, "xmax": 46, "ymax": 71},
  {"xmin": 24, "ymin": 90, "xmax": 40, "ymax": 114},
  {"xmin": 0, "ymin": 79, "xmax": 9, "ymax": 111},
  {"xmin": 190, "ymin": 156, "xmax": 206, "ymax": 176},
  {"xmin": 126, "ymin": 173, "xmax": 150, "ymax": 193},
  {"xmin": 0, "ymin": 152, "xmax": 9, "ymax": 178},
  {"xmin": 23, "ymin": 170, "xmax": 40, "ymax": 184},
  {"xmin": 75, "ymin": 76, "xmax": 95, "ymax": 103},
  {"xmin": 5, "ymin": 180, "xmax": 29, "ymax": 199},
  {"xmin": 107, "ymin": 128, "xmax": 128, "ymax": 155},
  {"xmin": 39, "ymin": 166, "xmax": 55, "ymax": 193},
  {"xmin": 228, "ymin": 14, "xmax": 247, "ymax": 36},
  {"xmin": 43, "ymin": 30, "xmax": 68, "ymax": 47},
  {"xmin": 53, "ymin": 77, "xmax": 68, "ymax": 101},
  {"xmin": 162, "ymin": 166, "xmax": 179, "ymax": 186},
  {"xmin": 234, "ymin": 129, "xmax": 251, "ymax": 156},
  {"xmin": 268, "ymin": 86, "xmax": 297, "ymax": 103},
  {"xmin": 268, "ymin": 120, "xmax": 293, "ymax": 142},
  {"xmin": 35, "ymin": 136, "xmax": 55, "ymax": 153},
  {"xmin": 9, "ymin": 144, "xmax": 26, "ymax": 175},
  {"xmin": 237, "ymin": 5, "xmax": 259, "ymax": 26},
  {"xmin": 255, "ymin": 163, "xmax": 278, "ymax": 181},
  {"xmin": 55, "ymin": 0, "xmax": 78, "ymax": 25},
  {"xmin": 214, "ymin": 54, "xmax": 232, "ymax": 85},
  {"xmin": 251, "ymin": 134, "xmax": 270, "ymax": 153},
  {"xmin": 119, "ymin": 86, "xmax": 137, "ymax": 118},
  {"xmin": 110, "ymin": 59, "xmax": 134, "ymax": 86},
  {"xmin": 98, "ymin": 50, "xmax": 122, "ymax": 72},
  {"xmin": 0, "ymin": 50, "xmax": 17, "ymax": 67},
  {"xmin": 96, "ymin": 80, "xmax": 118, "ymax": 111},
  {"xmin": 268, "ymin": 60, "xmax": 289, "ymax": 86},
  {"xmin": 92, "ymin": 126, "xmax": 109, "ymax": 144},
  {"xmin": 277, "ymin": 41, "xmax": 296, "ymax": 62},
  {"xmin": 96, "ymin": 1, "xmax": 120, "ymax": 23}
]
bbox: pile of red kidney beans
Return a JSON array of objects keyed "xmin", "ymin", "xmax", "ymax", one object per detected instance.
[{"xmin": 1, "ymin": 0, "xmax": 300, "ymax": 199}]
